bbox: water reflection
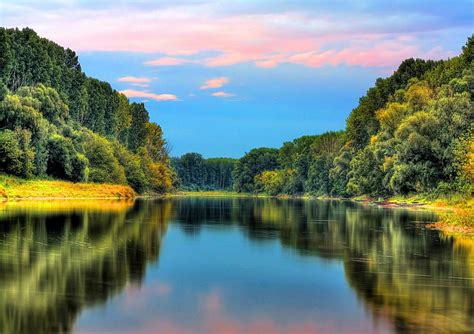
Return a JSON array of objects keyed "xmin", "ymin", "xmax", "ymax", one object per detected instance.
[
  {"xmin": 0, "ymin": 198, "xmax": 472, "ymax": 333},
  {"xmin": 170, "ymin": 197, "xmax": 473, "ymax": 333},
  {"xmin": 0, "ymin": 200, "xmax": 170, "ymax": 334}
]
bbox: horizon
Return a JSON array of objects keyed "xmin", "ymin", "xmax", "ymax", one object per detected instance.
[{"xmin": 1, "ymin": 0, "xmax": 472, "ymax": 158}]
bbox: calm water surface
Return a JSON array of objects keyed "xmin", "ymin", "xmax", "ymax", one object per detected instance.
[{"xmin": 0, "ymin": 198, "xmax": 473, "ymax": 334}]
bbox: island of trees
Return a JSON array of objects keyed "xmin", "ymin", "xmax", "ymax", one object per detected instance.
[{"xmin": 0, "ymin": 28, "xmax": 472, "ymax": 205}]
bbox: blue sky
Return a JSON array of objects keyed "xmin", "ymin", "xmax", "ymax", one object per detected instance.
[{"xmin": 1, "ymin": 0, "xmax": 473, "ymax": 157}]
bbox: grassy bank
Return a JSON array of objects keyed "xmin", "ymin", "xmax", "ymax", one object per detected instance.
[
  {"xmin": 0, "ymin": 175, "xmax": 135, "ymax": 200},
  {"xmin": 354, "ymin": 194, "xmax": 474, "ymax": 236}
]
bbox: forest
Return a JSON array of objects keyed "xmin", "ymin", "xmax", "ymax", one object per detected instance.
[
  {"xmin": 0, "ymin": 27, "xmax": 472, "ymax": 199},
  {"xmin": 172, "ymin": 153, "xmax": 236, "ymax": 191},
  {"xmin": 230, "ymin": 36, "xmax": 474, "ymax": 197},
  {"xmin": 0, "ymin": 28, "xmax": 173, "ymax": 194}
]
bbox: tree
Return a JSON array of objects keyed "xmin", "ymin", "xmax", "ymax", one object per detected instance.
[
  {"xmin": 17, "ymin": 84, "xmax": 69, "ymax": 125},
  {"xmin": 0, "ymin": 130, "xmax": 24, "ymax": 177},
  {"xmin": 233, "ymin": 148, "xmax": 280, "ymax": 192},
  {"xmin": 81, "ymin": 131, "xmax": 126, "ymax": 184},
  {"xmin": 254, "ymin": 170, "xmax": 286, "ymax": 196},
  {"xmin": 113, "ymin": 143, "xmax": 147, "ymax": 193},
  {"xmin": 128, "ymin": 103, "xmax": 149, "ymax": 152},
  {"xmin": 47, "ymin": 134, "xmax": 74, "ymax": 180},
  {"xmin": 0, "ymin": 28, "xmax": 174, "ymax": 193},
  {"xmin": 145, "ymin": 122, "xmax": 168, "ymax": 163}
]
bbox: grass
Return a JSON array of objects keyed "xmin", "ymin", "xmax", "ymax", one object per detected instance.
[
  {"xmin": 373, "ymin": 194, "xmax": 474, "ymax": 235},
  {"xmin": 0, "ymin": 174, "xmax": 135, "ymax": 200}
]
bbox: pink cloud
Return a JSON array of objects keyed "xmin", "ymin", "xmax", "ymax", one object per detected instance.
[
  {"xmin": 200, "ymin": 77, "xmax": 229, "ymax": 89},
  {"xmin": 120, "ymin": 89, "xmax": 178, "ymax": 101},
  {"xmin": 212, "ymin": 91, "xmax": 234, "ymax": 98},
  {"xmin": 117, "ymin": 76, "xmax": 152, "ymax": 83},
  {"xmin": 144, "ymin": 57, "xmax": 190, "ymax": 66},
  {"xmin": 3, "ymin": 3, "xmax": 456, "ymax": 70}
]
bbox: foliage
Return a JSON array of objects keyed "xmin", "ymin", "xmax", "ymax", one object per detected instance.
[
  {"xmin": 233, "ymin": 35, "xmax": 474, "ymax": 199},
  {"xmin": 0, "ymin": 28, "xmax": 173, "ymax": 193},
  {"xmin": 254, "ymin": 170, "xmax": 286, "ymax": 196},
  {"xmin": 0, "ymin": 130, "xmax": 26, "ymax": 177},
  {"xmin": 232, "ymin": 148, "xmax": 280, "ymax": 192},
  {"xmin": 172, "ymin": 153, "xmax": 236, "ymax": 191},
  {"xmin": 81, "ymin": 131, "xmax": 126, "ymax": 184}
]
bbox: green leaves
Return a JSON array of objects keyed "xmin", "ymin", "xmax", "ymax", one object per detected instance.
[{"xmin": 0, "ymin": 28, "xmax": 174, "ymax": 194}]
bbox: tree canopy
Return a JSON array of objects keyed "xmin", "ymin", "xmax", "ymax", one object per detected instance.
[{"xmin": 0, "ymin": 28, "xmax": 173, "ymax": 193}]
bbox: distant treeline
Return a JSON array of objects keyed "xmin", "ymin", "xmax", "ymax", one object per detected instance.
[
  {"xmin": 0, "ymin": 28, "xmax": 173, "ymax": 193},
  {"xmin": 232, "ymin": 36, "xmax": 473, "ymax": 197},
  {"xmin": 172, "ymin": 153, "xmax": 236, "ymax": 191}
]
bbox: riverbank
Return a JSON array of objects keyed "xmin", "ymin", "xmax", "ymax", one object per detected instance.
[
  {"xmin": 0, "ymin": 175, "xmax": 135, "ymax": 200},
  {"xmin": 173, "ymin": 190, "xmax": 268, "ymax": 198},
  {"xmin": 174, "ymin": 190, "xmax": 474, "ymax": 236},
  {"xmin": 372, "ymin": 195, "xmax": 474, "ymax": 236}
]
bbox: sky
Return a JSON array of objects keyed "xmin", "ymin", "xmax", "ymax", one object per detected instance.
[{"xmin": 1, "ymin": 1, "xmax": 473, "ymax": 157}]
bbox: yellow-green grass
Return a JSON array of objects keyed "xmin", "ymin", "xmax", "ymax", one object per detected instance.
[
  {"xmin": 0, "ymin": 174, "xmax": 135, "ymax": 200},
  {"xmin": 371, "ymin": 194, "xmax": 474, "ymax": 235}
]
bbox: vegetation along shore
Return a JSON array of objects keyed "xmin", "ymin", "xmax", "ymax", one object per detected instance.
[{"xmin": 0, "ymin": 28, "xmax": 472, "ymax": 233}]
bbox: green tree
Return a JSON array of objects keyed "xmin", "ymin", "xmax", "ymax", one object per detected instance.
[
  {"xmin": 0, "ymin": 130, "xmax": 24, "ymax": 177},
  {"xmin": 128, "ymin": 103, "xmax": 149, "ymax": 152},
  {"xmin": 81, "ymin": 131, "xmax": 126, "ymax": 184},
  {"xmin": 233, "ymin": 148, "xmax": 280, "ymax": 192}
]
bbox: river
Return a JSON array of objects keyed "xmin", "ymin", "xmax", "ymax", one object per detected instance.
[{"xmin": 0, "ymin": 197, "xmax": 472, "ymax": 333}]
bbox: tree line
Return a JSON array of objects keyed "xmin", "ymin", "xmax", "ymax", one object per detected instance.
[
  {"xmin": 0, "ymin": 28, "xmax": 173, "ymax": 193},
  {"xmin": 231, "ymin": 36, "xmax": 473, "ymax": 197},
  {"xmin": 172, "ymin": 153, "xmax": 236, "ymax": 191}
]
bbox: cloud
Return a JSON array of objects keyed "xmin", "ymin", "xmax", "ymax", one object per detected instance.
[
  {"xmin": 120, "ymin": 89, "xmax": 178, "ymax": 101},
  {"xmin": 117, "ymin": 76, "xmax": 152, "ymax": 83},
  {"xmin": 130, "ymin": 83, "xmax": 150, "ymax": 88},
  {"xmin": 144, "ymin": 57, "xmax": 190, "ymax": 66},
  {"xmin": 212, "ymin": 91, "xmax": 234, "ymax": 97},
  {"xmin": 200, "ymin": 77, "xmax": 229, "ymax": 89},
  {"xmin": 1, "ymin": 1, "xmax": 468, "ymax": 69}
]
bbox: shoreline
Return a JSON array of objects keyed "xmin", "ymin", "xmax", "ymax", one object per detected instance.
[
  {"xmin": 172, "ymin": 191, "xmax": 474, "ymax": 236},
  {"xmin": 1, "ymin": 181, "xmax": 471, "ymax": 236},
  {"xmin": 0, "ymin": 175, "xmax": 135, "ymax": 201}
]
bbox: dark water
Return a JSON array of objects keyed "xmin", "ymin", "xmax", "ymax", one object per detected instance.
[{"xmin": 0, "ymin": 198, "xmax": 472, "ymax": 334}]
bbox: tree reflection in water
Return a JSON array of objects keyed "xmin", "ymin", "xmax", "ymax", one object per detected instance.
[
  {"xmin": 0, "ymin": 198, "xmax": 472, "ymax": 334},
  {"xmin": 0, "ymin": 200, "xmax": 171, "ymax": 334},
  {"xmin": 171, "ymin": 197, "xmax": 474, "ymax": 333}
]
